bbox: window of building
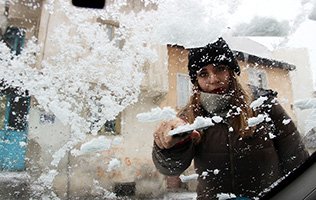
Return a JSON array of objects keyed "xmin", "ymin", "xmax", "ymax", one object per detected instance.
[
  {"xmin": 247, "ymin": 68, "xmax": 268, "ymax": 89},
  {"xmin": 98, "ymin": 113, "xmax": 121, "ymax": 135},
  {"xmin": 177, "ymin": 73, "xmax": 192, "ymax": 109},
  {"xmin": 0, "ymin": 95, "xmax": 7, "ymax": 130},
  {"xmin": 96, "ymin": 18, "xmax": 124, "ymax": 48},
  {"xmin": 3, "ymin": 26, "xmax": 25, "ymax": 55},
  {"xmin": 0, "ymin": 94, "xmax": 30, "ymax": 132}
]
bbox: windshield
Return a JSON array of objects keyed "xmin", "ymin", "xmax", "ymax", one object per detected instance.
[{"xmin": 0, "ymin": 0, "xmax": 315, "ymax": 199}]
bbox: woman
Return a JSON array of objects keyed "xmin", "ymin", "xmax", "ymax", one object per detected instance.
[{"xmin": 152, "ymin": 37, "xmax": 309, "ymax": 199}]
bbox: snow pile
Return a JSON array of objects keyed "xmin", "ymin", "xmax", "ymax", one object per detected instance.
[
  {"xmin": 136, "ymin": 107, "xmax": 177, "ymax": 122},
  {"xmin": 168, "ymin": 116, "xmax": 219, "ymax": 136}
]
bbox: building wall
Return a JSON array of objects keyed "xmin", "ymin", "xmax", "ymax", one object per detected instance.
[{"xmin": 272, "ymin": 48, "xmax": 314, "ymax": 134}]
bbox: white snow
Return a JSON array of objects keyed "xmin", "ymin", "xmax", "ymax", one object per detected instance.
[
  {"xmin": 92, "ymin": 179, "xmax": 117, "ymax": 199},
  {"xmin": 269, "ymin": 132, "xmax": 277, "ymax": 139},
  {"xmin": 168, "ymin": 116, "xmax": 215, "ymax": 136},
  {"xmin": 201, "ymin": 171, "xmax": 209, "ymax": 179},
  {"xmin": 136, "ymin": 107, "xmax": 177, "ymax": 122},
  {"xmin": 107, "ymin": 158, "xmax": 121, "ymax": 172},
  {"xmin": 250, "ymin": 96, "xmax": 268, "ymax": 109},
  {"xmin": 179, "ymin": 174, "xmax": 199, "ymax": 182},
  {"xmin": 71, "ymin": 136, "xmax": 122, "ymax": 156},
  {"xmin": 248, "ymin": 114, "xmax": 267, "ymax": 127},
  {"xmin": 212, "ymin": 116, "xmax": 223, "ymax": 123},
  {"xmin": 216, "ymin": 193, "xmax": 237, "ymax": 200},
  {"xmin": 77, "ymin": 136, "xmax": 112, "ymax": 155},
  {"xmin": 0, "ymin": 172, "xmax": 30, "ymax": 183},
  {"xmin": 282, "ymin": 119, "xmax": 291, "ymax": 125},
  {"xmin": 213, "ymin": 169, "xmax": 220, "ymax": 175}
]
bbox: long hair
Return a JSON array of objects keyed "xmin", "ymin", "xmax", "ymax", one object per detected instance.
[{"xmin": 177, "ymin": 70, "xmax": 256, "ymax": 138}]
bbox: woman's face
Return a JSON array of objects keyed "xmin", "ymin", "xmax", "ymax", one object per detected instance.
[{"xmin": 196, "ymin": 64, "xmax": 231, "ymax": 94}]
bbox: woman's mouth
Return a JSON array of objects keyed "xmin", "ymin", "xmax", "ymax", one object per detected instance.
[{"xmin": 211, "ymin": 87, "xmax": 225, "ymax": 94}]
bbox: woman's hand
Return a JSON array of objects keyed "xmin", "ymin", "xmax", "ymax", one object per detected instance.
[{"xmin": 153, "ymin": 118, "xmax": 189, "ymax": 149}]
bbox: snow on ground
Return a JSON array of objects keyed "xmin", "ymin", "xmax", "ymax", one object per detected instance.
[{"xmin": 0, "ymin": 172, "xmax": 30, "ymax": 183}]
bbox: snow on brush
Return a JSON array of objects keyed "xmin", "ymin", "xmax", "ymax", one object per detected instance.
[
  {"xmin": 169, "ymin": 116, "xmax": 221, "ymax": 136},
  {"xmin": 250, "ymin": 96, "xmax": 268, "ymax": 109}
]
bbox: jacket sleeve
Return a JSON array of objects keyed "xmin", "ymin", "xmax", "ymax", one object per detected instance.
[
  {"xmin": 152, "ymin": 140, "xmax": 195, "ymax": 176},
  {"xmin": 269, "ymin": 102, "xmax": 309, "ymax": 174}
]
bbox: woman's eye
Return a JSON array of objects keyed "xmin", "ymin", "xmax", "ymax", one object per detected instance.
[{"xmin": 198, "ymin": 72, "xmax": 208, "ymax": 78}]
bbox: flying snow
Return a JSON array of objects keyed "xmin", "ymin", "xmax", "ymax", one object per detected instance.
[
  {"xmin": 107, "ymin": 158, "xmax": 122, "ymax": 172},
  {"xmin": 179, "ymin": 174, "xmax": 199, "ymax": 183},
  {"xmin": 250, "ymin": 96, "xmax": 268, "ymax": 109},
  {"xmin": 136, "ymin": 107, "xmax": 177, "ymax": 122}
]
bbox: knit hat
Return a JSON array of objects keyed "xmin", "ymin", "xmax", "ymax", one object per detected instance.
[{"xmin": 188, "ymin": 37, "xmax": 240, "ymax": 84}]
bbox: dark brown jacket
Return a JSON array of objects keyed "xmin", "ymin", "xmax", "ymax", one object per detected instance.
[{"xmin": 152, "ymin": 90, "xmax": 309, "ymax": 199}]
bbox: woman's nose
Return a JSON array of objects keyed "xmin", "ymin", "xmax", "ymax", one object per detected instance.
[{"xmin": 207, "ymin": 73, "xmax": 220, "ymax": 83}]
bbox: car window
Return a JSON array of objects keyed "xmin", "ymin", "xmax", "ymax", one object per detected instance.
[{"xmin": 0, "ymin": 0, "xmax": 315, "ymax": 199}]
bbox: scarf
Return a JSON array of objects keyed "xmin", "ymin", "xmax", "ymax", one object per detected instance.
[{"xmin": 200, "ymin": 92, "xmax": 231, "ymax": 117}]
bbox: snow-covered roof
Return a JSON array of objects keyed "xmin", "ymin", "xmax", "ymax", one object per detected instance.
[
  {"xmin": 166, "ymin": 44, "xmax": 296, "ymax": 71},
  {"xmin": 234, "ymin": 51, "xmax": 296, "ymax": 71}
]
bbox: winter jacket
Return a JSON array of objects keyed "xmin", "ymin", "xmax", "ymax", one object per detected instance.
[{"xmin": 152, "ymin": 89, "xmax": 309, "ymax": 199}]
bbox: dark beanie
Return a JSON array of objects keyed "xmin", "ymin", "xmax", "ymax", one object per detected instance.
[{"xmin": 188, "ymin": 37, "xmax": 240, "ymax": 84}]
